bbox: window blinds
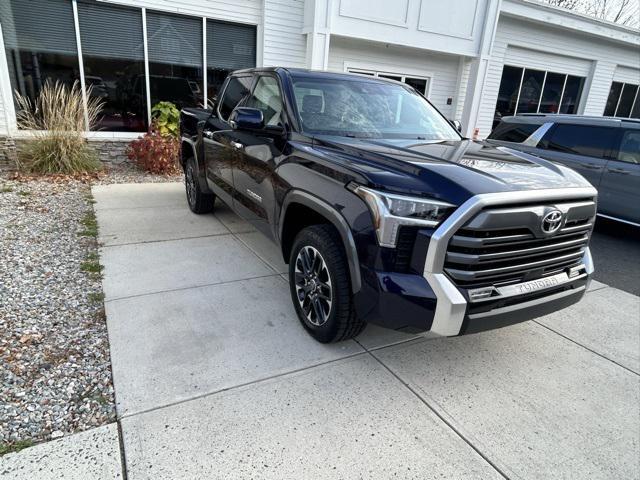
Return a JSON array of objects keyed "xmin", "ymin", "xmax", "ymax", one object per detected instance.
[
  {"xmin": 207, "ymin": 20, "xmax": 256, "ymax": 70},
  {"xmin": 146, "ymin": 12, "xmax": 202, "ymax": 67},
  {"xmin": 1, "ymin": 0, "xmax": 77, "ymax": 55}
]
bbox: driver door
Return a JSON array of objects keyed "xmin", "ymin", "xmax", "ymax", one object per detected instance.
[{"xmin": 230, "ymin": 74, "xmax": 288, "ymax": 239}]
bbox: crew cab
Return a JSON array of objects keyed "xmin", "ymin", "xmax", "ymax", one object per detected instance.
[{"xmin": 180, "ymin": 68, "xmax": 596, "ymax": 343}]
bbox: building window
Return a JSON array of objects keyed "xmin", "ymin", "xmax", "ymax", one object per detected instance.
[
  {"xmin": 493, "ymin": 66, "xmax": 586, "ymax": 128},
  {"xmin": 2, "ymin": 0, "xmax": 258, "ymax": 133},
  {"xmin": 207, "ymin": 20, "xmax": 256, "ymax": 103},
  {"xmin": 78, "ymin": 1, "xmax": 147, "ymax": 132},
  {"xmin": 147, "ymin": 12, "xmax": 203, "ymax": 111},
  {"xmin": 1, "ymin": 0, "xmax": 79, "ymax": 127},
  {"xmin": 347, "ymin": 69, "xmax": 431, "ymax": 96},
  {"xmin": 604, "ymin": 81, "xmax": 640, "ymax": 118}
]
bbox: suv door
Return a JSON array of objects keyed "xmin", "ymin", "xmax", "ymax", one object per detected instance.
[
  {"xmin": 229, "ymin": 74, "xmax": 288, "ymax": 239},
  {"xmin": 599, "ymin": 129, "xmax": 640, "ymax": 224},
  {"xmin": 203, "ymin": 75, "xmax": 253, "ymax": 206},
  {"xmin": 535, "ymin": 123, "xmax": 618, "ymax": 188}
]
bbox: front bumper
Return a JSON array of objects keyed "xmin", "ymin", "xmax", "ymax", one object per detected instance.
[{"xmin": 356, "ymin": 187, "xmax": 598, "ymax": 337}]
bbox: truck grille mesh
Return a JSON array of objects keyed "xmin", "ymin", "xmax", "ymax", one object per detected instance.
[{"xmin": 444, "ymin": 202, "xmax": 595, "ymax": 289}]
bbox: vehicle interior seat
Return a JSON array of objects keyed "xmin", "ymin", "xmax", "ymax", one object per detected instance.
[{"xmin": 300, "ymin": 94, "xmax": 324, "ymax": 129}]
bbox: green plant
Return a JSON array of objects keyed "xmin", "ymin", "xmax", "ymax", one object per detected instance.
[
  {"xmin": 127, "ymin": 128, "xmax": 180, "ymax": 174},
  {"xmin": 151, "ymin": 101, "xmax": 180, "ymax": 137},
  {"xmin": 1, "ymin": 186, "xmax": 14, "ymax": 193},
  {"xmin": 79, "ymin": 210, "xmax": 98, "ymax": 237},
  {"xmin": 0, "ymin": 440, "xmax": 33, "ymax": 456},
  {"xmin": 15, "ymin": 80, "xmax": 103, "ymax": 174},
  {"xmin": 88, "ymin": 292, "xmax": 105, "ymax": 304},
  {"xmin": 81, "ymin": 252, "xmax": 102, "ymax": 275}
]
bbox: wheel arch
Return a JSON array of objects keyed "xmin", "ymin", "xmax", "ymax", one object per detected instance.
[
  {"xmin": 279, "ymin": 190, "xmax": 362, "ymax": 293},
  {"xmin": 181, "ymin": 137, "xmax": 211, "ymax": 193}
]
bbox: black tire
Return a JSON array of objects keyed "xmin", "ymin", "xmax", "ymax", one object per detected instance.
[
  {"xmin": 185, "ymin": 157, "xmax": 215, "ymax": 214},
  {"xmin": 289, "ymin": 224, "xmax": 366, "ymax": 343}
]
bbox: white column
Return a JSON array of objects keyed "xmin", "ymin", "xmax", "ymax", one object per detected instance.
[
  {"xmin": 459, "ymin": 0, "xmax": 502, "ymax": 138},
  {"xmin": 303, "ymin": 0, "xmax": 332, "ymax": 70}
]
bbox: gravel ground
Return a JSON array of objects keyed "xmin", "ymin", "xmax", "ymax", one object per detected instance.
[{"xmin": 0, "ymin": 165, "xmax": 180, "ymax": 454}]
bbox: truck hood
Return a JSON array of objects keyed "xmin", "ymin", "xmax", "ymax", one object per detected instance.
[{"xmin": 311, "ymin": 136, "xmax": 590, "ymax": 205}]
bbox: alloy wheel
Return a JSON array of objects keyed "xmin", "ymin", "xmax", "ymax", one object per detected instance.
[{"xmin": 294, "ymin": 245, "xmax": 333, "ymax": 326}]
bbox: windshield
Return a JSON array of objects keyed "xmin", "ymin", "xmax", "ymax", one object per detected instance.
[{"xmin": 291, "ymin": 76, "xmax": 460, "ymax": 140}]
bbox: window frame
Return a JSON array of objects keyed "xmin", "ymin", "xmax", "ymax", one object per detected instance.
[
  {"xmin": 216, "ymin": 74, "xmax": 254, "ymax": 122},
  {"xmin": 1, "ymin": 0, "xmax": 259, "ymax": 136},
  {"xmin": 605, "ymin": 81, "xmax": 640, "ymax": 118},
  {"xmin": 243, "ymin": 73, "xmax": 289, "ymax": 128},
  {"xmin": 496, "ymin": 65, "xmax": 587, "ymax": 117},
  {"xmin": 346, "ymin": 67, "xmax": 432, "ymax": 97}
]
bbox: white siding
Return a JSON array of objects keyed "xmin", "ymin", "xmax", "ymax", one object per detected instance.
[
  {"xmin": 454, "ymin": 58, "xmax": 472, "ymax": 121},
  {"xmin": 0, "ymin": 91, "xmax": 7, "ymax": 136},
  {"xmin": 613, "ymin": 66, "xmax": 640, "ymax": 85},
  {"xmin": 327, "ymin": 36, "xmax": 461, "ymax": 118},
  {"xmin": 477, "ymin": 15, "xmax": 640, "ymax": 137},
  {"xmin": 263, "ymin": 0, "xmax": 306, "ymax": 67}
]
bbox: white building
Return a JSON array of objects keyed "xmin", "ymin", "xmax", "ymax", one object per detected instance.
[{"xmin": 0, "ymin": 0, "xmax": 638, "ymax": 165}]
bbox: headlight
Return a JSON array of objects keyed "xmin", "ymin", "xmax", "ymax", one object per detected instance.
[{"xmin": 350, "ymin": 184, "xmax": 456, "ymax": 247}]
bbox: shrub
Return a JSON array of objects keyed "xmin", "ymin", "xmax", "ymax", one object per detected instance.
[
  {"xmin": 126, "ymin": 126, "xmax": 180, "ymax": 174},
  {"xmin": 15, "ymin": 80, "xmax": 103, "ymax": 174},
  {"xmin": 151, "ymin": 101, "xmax": 180, "ymax": 138}
]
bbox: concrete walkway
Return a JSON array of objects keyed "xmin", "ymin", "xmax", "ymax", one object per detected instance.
[{"xmin": 3, "ymin": 182, "xmax": 639, "ymax": 479}]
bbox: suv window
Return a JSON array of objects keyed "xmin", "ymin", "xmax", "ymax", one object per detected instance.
[
  {"xmin": 539, "ymin": 124, "xmax": 617, "ymax": 158},
  {"xmin": 617, "ymin": 130, "xmax": 640, "ymax": 164},
  {"xmin": 219, "ymin": 76, "xmax": 252, "ymax": 120},
  {"xmin": 488, "ymin": 122, "xmax": 539, "ymax": 143},
  {"xmin": 244, "ymin": 76, "xmax": 284, "ymax": 126}
]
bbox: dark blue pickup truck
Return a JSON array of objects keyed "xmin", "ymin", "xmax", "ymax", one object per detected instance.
[{"xmin": 180, "ymin": 67, "xmax": 597, "ymax": 343}]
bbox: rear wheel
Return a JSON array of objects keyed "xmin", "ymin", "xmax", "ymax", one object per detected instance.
[
  {"xmin": 289, "ymin": 224, "xmax": 366, "ymax": 343},
  {"xmin": 185, "ymin": 157, "xmax": 215, "ymax": 214}
]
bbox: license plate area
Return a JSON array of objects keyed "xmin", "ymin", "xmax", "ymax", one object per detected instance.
[{"xmin": 467, "ymin": 267, "xmax": 586, "ymax": 303}]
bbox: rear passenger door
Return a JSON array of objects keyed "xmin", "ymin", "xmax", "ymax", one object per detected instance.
[
  {"xmin": 535, "ymin": 124, "xmax": 617, "ymax": 188},
  {"xmin": 599, "ymin": 129, "xmax": 640, "ymax": 224}
]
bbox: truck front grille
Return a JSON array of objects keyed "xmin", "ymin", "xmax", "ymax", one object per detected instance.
[{"xmin": 444, "ymin": 200, "xmax": 595, "ymax": 289}]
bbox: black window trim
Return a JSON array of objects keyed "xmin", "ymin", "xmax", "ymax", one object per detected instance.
[{"xmin": 216, "ymin": 74, "xmax": 253, "ymax": 123}]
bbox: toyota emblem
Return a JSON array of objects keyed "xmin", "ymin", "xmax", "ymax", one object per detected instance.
[{"xmin": 541, "ymin": 210, "xmax": 563, "ymax": 234}]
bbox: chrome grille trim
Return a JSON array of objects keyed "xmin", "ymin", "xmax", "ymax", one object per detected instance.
[
  {"xmin": 422, "ymin": 186, "xmax": 597, "ymax": 337},
  {"xmin": 443, "ymin": 199, "xmax": 596, "ymax": 288}
]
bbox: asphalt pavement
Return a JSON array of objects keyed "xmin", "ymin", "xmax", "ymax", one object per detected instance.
[{"xmin": 590, "ymin": 217, "xmax": 640, "ymax": 296}]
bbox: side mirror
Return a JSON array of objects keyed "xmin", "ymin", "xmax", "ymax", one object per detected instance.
[
  {"xmin": 450, "ymin": 120, "xmax": 462, "ymax": 133},
  {"xmin": 229, "ymin": 107, "xmax": 264, "ymax": 130}
]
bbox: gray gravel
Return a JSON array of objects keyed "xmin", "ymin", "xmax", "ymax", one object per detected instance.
[{"xmin": 0, "ymin": 166, "xmax": 180, "ymax": 451}]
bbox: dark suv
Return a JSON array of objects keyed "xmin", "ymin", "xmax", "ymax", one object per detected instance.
[
  {"xmin": 489, "ymin": 114, "xmax": 640, "ymax": 226},
  {"xmin": 180, "ymin": 68, "xmax": 596, "ymax": 343}
]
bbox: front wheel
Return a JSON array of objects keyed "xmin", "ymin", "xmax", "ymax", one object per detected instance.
[
  {"xmin": 185, "ymin": 157, "xmax": 215, "ymax": 214},
  {"xmin": 289, "ymin": 225, "xmax": 366, "ymax": 343}
]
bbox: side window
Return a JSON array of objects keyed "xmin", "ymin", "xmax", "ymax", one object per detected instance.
[
  {"xmin": 218, "ymin": 76, "xmax": 252, "ymax": 120},
  {"xmin": 244, "ymin": 76, "xmax": 284, "ymax": 126},
  {"xmin": 539, "ymin": 124, "xmax": 617, "ymax": 159},
  {"xmin": 617, "ymin": 130, "xmax": 640, "ymax": 165},
  {"xmin": 488, "ymin": 122, "xmax": 539, "ymax": 143}
]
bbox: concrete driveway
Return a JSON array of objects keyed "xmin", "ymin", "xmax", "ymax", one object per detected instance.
[{"xmin": 3, "ymin": 182, "xmax": 638, "ymax": 480}]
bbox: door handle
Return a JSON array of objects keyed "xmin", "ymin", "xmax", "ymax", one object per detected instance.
[
  {"xmin": 231, "ymin": 141, "xmax": 244, "ymax": 150},
  {"xmin": 582, "ymin": 163, "xmax": 601, "ymax": 170},
  {"xmin": 607, "ymin": 167, "xmax": 629, "ymax": 175},
  {"xmin": 203, "ymin": 130, "xmax": 214, "ymax": 139}
]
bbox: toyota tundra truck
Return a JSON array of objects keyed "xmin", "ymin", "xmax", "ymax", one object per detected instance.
[{"xmin": 180, "ymin": 68, "xmax": 596, "ymax": 343}]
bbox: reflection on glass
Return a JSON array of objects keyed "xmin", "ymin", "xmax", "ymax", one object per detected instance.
[
  {"xmin": 147, "ymin": 12, "xmax": 203, "ymax": 110},
  {"xmin": 631, "ymin": 93, "xmax": 640, "ymax": 119},
  {"xmin": 78, "ymin": 1, "xmax": 147, "ymax": 132},
  {"xmin": 559, "ymin": 75, "xmax": 585, "ymax": 114},
  {"xmin": 1, "ymin": 0, "xmax": 79, "ymax": 125},
  {"xmin": 604, "ymin": 82, "xmax": 623, "ymax": 116},
  {"xmin": 404, "ymin": 77, "xmax": 428, "ymax": 95},
  {"xmin": 379, "ymin": 74, "xmax": 402, "ymax": 82},
  {"xmin": 539, "ymin": 72, "xmax": 565, "ymax": 114},
  {"xmin": 207, "ymin": 20, "xmax": 256, "ymax": 104},
  {"xmin": 616, "ymin": 84, "xmax": 639, "ymax": 118},
  {"xmin": 517, "ymin": 69, "xmax": 545, "ymax": 114},
  {"xmin": 494, "ymin": 66, "xmax": 523, "ymax": 127}
]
